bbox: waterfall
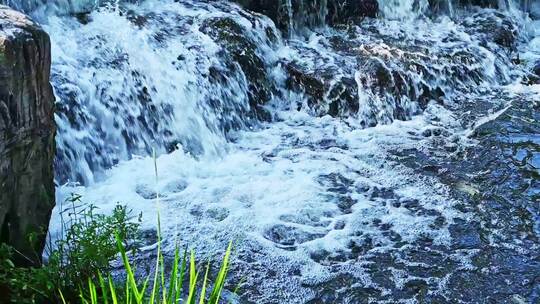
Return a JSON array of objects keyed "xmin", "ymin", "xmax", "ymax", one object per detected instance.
[
  {"xmin": 22, "ymin": 0, "xmax": 537, "ymax": 302},
  {"xmin": 9, "ymin": 0, "xmax": 526, "ymax": 184},
  {"xmin": 1, "ymin": 0, "xmax": 100, "ymax": 14},
  {"xmin": 377, "ymin": 0, "xmax": 431, "ymax": 19},
  {"xmin": 45, "ymin": 1, "xmax": 281, "ymax": 184}
]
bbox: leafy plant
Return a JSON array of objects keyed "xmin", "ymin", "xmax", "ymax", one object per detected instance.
[
  {"xmin": 1, "ymin": 151, "xmax": 235, "ymax": 303},
  {"xmin": 47, "ymin": 195, "xmax": 142, "ymax": 302},
  {"xmin": 47, "ymin": 195, "xmax": 141, "ymax": 298},
  {"xmin": 0, "ymin": 243, "xmax": 50, "ymax": 303},
  {"xmin": 0, "ymin": 197, "xmax": 235, "ymax": 304},
  {"xmin": 0, "ymin": 196, "xmax": 142, "ymax": 303}
]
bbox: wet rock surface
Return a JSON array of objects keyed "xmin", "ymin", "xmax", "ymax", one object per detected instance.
[
  {"xmin": 200, "ymin": 16, "xmax": 276, "ymax": 119},
  {"xmin": 29, "ymin": 0, "xmax": 540, "ymax": 303},
  {"xmin": 326, "ymin": 0, "xmax": 379, "ymax": 25},
  {"xmin": 0, "ymin": 6, "xmax": 55, "ymax": 266},
  {"xmin": 234, "ymin": 0, "xmax": 378, "ymax": 33},
  {"xmin": 51, "ymin": 1, "xmax": 280, "ymax": 184},
  {"xmin": 385, "ymin": 93, "xmax": 540, "ymax": 303},
  {"xmin": 281, "ymin": 11, "xmax": 517, "ymax": 125},
  {"xmin": 533, "ymin": 61, "xmax": 540, "ymax": 82},
  {"xmin": 461, "ymin": 11, "xmax": 519, "ymax": 48}
]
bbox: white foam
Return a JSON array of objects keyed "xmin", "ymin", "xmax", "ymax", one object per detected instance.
[{"xmin": 44, "ymin": 1, "xmax": 537, "ymax": 302}]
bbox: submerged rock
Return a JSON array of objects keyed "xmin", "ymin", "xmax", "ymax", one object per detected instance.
[
  {"xmin": 533, "ymin": 61, "xmax": 540, "ymax": 80},
  {"xmin": 0, "ymin": 6, "xmax": 55, "ymax": 266},
  {"xmin": 461, "ymin": 11, "xmax": 518, "ymax": 49},
  {"xmin": 200, "ymin": 16, "xmax": 275, "ymax": 120},
  {"xmin": 264, "ymin": 224, "xmax": 326, "ymax": 249},
  {"xmin": 284, "ymin": 61, "xmax": 359, "ymax": 118}
]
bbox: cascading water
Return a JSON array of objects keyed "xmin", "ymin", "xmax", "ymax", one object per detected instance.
[
  {"xmin": 48, "ymin": 0, "xmax": 280, "ymax": 183},
  {"xmin": 1, "ymin": 0, "xmax": 101, "ymax": 14},
  {"xmin": 8, "ymin": 0, "xmax": 539, "ymax": 302}
]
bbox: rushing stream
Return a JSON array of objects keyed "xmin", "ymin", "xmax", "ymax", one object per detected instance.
[{"xmin": 7, "ymin": 0, "xmax": 540, "ymax": 302}]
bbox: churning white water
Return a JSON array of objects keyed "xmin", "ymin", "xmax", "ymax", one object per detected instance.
[{"xmin": 16, "ymin": 0, "xmax": 538, "ymax": 302}]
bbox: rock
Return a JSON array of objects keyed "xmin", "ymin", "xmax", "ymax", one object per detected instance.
[
  {"xmin": 234, "ymin": 0, "xmax": 325, "ymax": 33},
  {"xmin": 461, "ymin": 11, "xmax": 518, "ymax": 49},
  {"xmin": 285, "ymin": 62, "xmax": 358, "ymax": 117},
  {"xmin": 199, "ymin": 16, "xmax": 274, "ymax": 119},
  {"xmin": 234, "ymin": 0, "xmax": 378, "ymax": 33},
  {"xmin": 285, "ymin": 62, "xmax": 325, "ymax": 107},
  {"xmin": 326, "ymin": 0, "xmax": 379, "ymax": 25},
  {"xmin": 233, "ymin": 0, "xmax": 285, "ymax": 30},
  {"xmin": 334, "ymin": 220, "xmax": 346, "ymax": 230},
  {"xmin": 533, "ymin": 61, "xmax": 540, "ymax": 78},
  {"xmin": 430, "ymin": 0, "xmax": 505, "ymax": 12},
  {"xmin": 263, "ymin": 224, "xmax": 326, "ymax": 249},
  {"xmin": 0, "ymin": 6, "xmax": 55, "ymax": 266},
  {"xmin": 456, "ymin": 0, "xmax": 501, "ymax": 9}
]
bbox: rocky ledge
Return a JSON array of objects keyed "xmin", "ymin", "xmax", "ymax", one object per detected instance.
[
  {"xmin": 0, "ymin": 6, "xmax": 55, "ymax": 266},
  {"xmin": 234, "ymin": 0, "xmax": 379, "ymax": 33}
]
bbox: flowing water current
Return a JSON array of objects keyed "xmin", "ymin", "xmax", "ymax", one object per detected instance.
[{"xmin": 10, "ymin": 0, "xmax": 540, "ymax": 302}]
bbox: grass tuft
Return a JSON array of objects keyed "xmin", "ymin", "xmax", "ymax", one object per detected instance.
[{"xmin": 78, "ymin": 237, "xmax": 233, "ymax": 304}]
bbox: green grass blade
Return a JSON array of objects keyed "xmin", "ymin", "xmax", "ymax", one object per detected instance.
[
  {"xmin": 209, "ymin": 242, "xmax": 232, "ymax": 303},
  {"xmin": 149, "ymin": 253, "xmax": 160, "ymax": 304},
  {"xmin": 88, "ymin": 278, "xmax": 98, "ymax": 304},
  {"xmin": 166, "ymin": 247, "xmax": 180, "ymax": 303},
  {"xmin": 140, "ymin": 275, "xmax": 151, "ymax": 302},
  {"xmin": 58, "ymin": 289, "xmax": 67, "ymax": 304},
  {"xmin": 160, "ymin": 246, "xmax": 167, "ymax": 302},
  {"xmin": 116, "ymin": 233, "xmax": 143, "ymax": 302},
  {"xmin": 98, "ymin": 273, "xmax": 109, "ymax": 304},
  {"xmin": 186, "ymin": 250, "xmax": 199, "ymax": 304},
  {"xmin": 79, "ymin": 285, "xmax": 90, "ymax": 304},
  {"xmin": 176, "ymin": 249, "xmax": 188, "ymax": 303},
  {"xmin": 198, "ymin": 262, "xmax": 211, "ymax": 304},
  {"xmin": 108, "ymin": 275, "xmax": 118, "ymax": 304},
  {"xmin": 125, "ymin": 277, "xmax": 130, "ymax": 304}
]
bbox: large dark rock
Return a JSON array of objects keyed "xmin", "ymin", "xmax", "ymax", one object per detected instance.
[
  {"xmin": 200, "ymin": 16, "xmax": 276, "ymax": 119},
  {"xmin": 285, "ymin": 62, "xmax": 359, "ymax": 117},
  {"xmin": 234, "ymin": 0, "xmax": 378, "ymax": 33},
  {"xmin": 533, "ymin": 61, "xmax": 540, "ymax": 77},
  {"xmin": 327, "ymin": 0, "xmax": 379, "ymax": 25},
  {"xmin": 456, "ymin": 0, "xmax": 501, "ymax": 8},
  {"xmin": 461, "ymin": 11, "xmax": 518, "ymax": 49},
  {"xmin": 0, "ymin": 6, "xmax": 55, "ymax": 266}
]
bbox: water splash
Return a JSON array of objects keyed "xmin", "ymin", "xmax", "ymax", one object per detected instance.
[
  {"xmin": 47, "ymin": 1, "xmax": 283, "ymax": 183},
  {"xmin": 32, "ymin": 0, "xmax": 540, "ymax": 302}
]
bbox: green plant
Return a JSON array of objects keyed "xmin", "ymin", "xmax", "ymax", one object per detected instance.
[
  {"xmin": 46, "ymin": 195, "xmax": 142, "ymax": 302},
  {"xmin": 75, "ymin": 236, "xmax": 233, "ymax": 304},
  {"xmin": 1, "ymin": 197, "xmax": 235, "ymax": 304},
  {"xmin": 0, "ymin": 243, "xmax": 50, "ymax": 303},
  {"xmin": 0, "ymin": 196, "xmax": 142, "ymax": 303},
  {"xmin": 1, "ymin": 150, "xmax": 236, "ymax": 303}
]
